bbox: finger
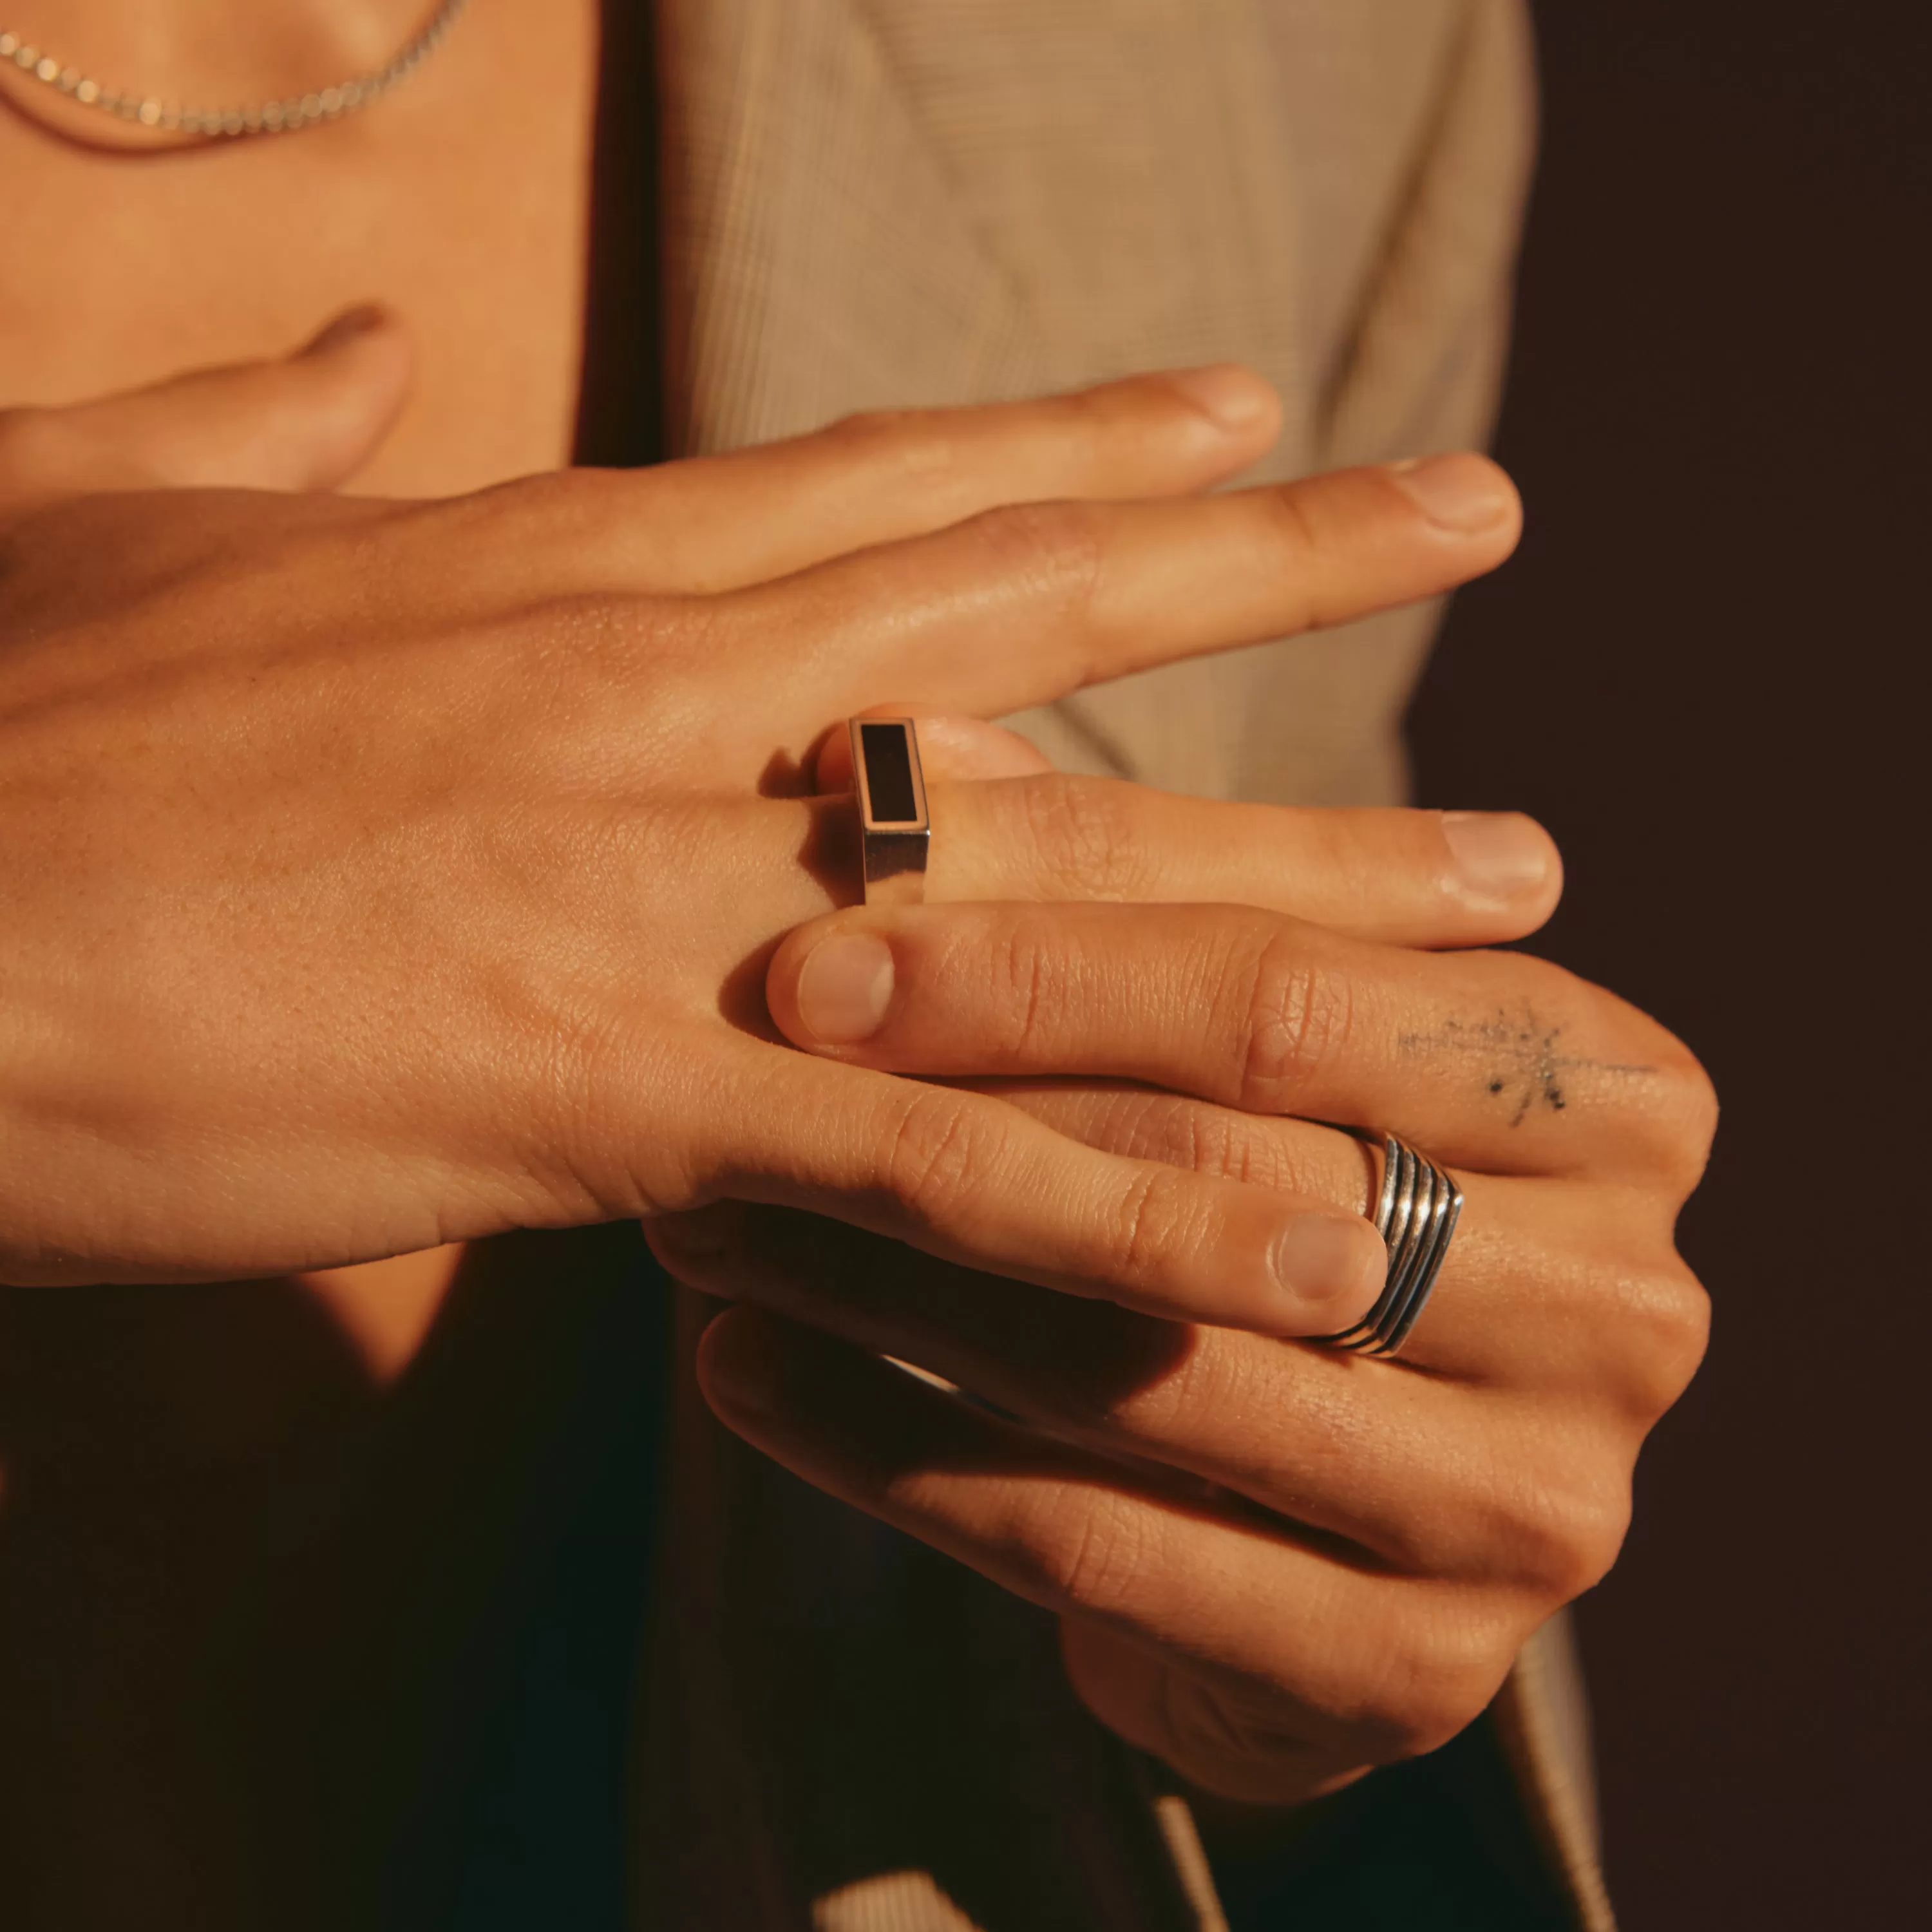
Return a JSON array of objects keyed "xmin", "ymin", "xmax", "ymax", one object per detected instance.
[
  {"xmin": 627, "ymin": 782, "xmax": 1555, "ymax": 1023},
  {"xmin": 0, "ymin": 305, "xmax": 412, "ymax": 507},
  {"xmin": 697, "ymin": 1306, "xmax": 1512, "ymax": 1785},
  {"xmin": 1009, "ymin": 1082, "xmax": 1707, "ymax": 1412},
  {"xmin": 977, "ymin": 1086, "xmax": 1548, "ymax": 1385},
  {"xmin": 923, "ymin": 779, "xmax": 1560, "ymax": 946},
  {"xmin": 650, "ymin": 1034, "xmax": 1388, "ymax": 1337},
  {"xmin": 631, "ymin": 777, "xmax": 1560, "ymax": 1004},
  {"xmin": 659, "ymin": 1199, "xmax": 1629, "ymax": 1587},
  {"xmin": 710, "ymin": 454, "xmax": 1520, "ymax": 734},
  {"xmin": 1054, "ymin": 1620, "xmax": 1365, "ymax": 1804},
  {"xmin": 764, "ymin": 902, "xmax": 1703, "ymax": 1182},
  {"xmin": 673, "ymin": 1063, "xmax": 1697, "ymax": 1407},
  {"xmin": 820, "ymin": 728, "xmax": 1561, "ymax": 942},
  {"xmin": 547, "ymin": 365, "xmax": 1283, "ymax": 595},
  {"xmin": 813, "ymin": 706, "xmax": 1054, "ymax": 791}
]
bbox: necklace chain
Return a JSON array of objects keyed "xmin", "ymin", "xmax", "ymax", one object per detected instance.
[{"xmin": 0, "ymin": 0, "xmax": 468, "ymax": 138}]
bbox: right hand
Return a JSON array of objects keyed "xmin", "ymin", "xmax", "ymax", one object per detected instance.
[{"xmin": 0, "ymin": 307, "xmax": 1522, "ymax": 1302}]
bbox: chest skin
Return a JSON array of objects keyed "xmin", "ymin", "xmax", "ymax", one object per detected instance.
[
  {"xmin": 0, "ymin": 1, "xmax": 607, "ymax": 1365},
  {"xmin": 0, "ymin": 0, "xmax": 600, "ymax": 498}
]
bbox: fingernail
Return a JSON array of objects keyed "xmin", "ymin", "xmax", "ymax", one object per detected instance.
[
  {"xmin": 795, "ymin": 931, "xmax": 896, "ymax": 1045},
  {"xmin": 648, "ymin": 1212, "xmax": 728, "ymax": 1267},
  {"xmin": 1272, "ymin": 1213, "xmax": 1387, "ymax": 1308},
  {"xmin": 1388, "ymin": 453, "xmax": 1515, "ymax": 533},
  {"xmin": 705, "ymin": 1316, "xmax": 784, "ymax": 1421},
  {"xmin": 1168, "ymin": 363, "xmax": 1275, "ymax": 431},
  {"xmin": 305, "ymin": 304, "xmax": 389, "ymax": 355},
  {"xmin": 1441, "ymin": 811, "xmax": 1551, "ymax": 898}
]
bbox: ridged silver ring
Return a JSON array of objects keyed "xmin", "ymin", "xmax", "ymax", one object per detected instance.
[{"xmin": 1320, "ymin": 1133, "xmax": 1464, "ymax": 1359}]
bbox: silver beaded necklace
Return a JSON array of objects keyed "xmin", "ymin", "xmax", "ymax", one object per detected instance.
[{"xmin": 0, "ymin": 0, "xmax": 467, "ymax": 138}]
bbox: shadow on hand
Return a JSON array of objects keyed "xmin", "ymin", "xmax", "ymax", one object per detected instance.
[{"xmin": 679, "ymin": 1194, "xmax": 1388, "ymax": 1566}]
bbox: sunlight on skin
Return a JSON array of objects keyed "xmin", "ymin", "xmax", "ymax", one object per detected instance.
[{"xmin": 296, "ymin": 1244, "xmax": 467, "ymax": 1379}]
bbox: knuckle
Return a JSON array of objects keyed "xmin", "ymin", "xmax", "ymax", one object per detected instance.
[
  {"xmin": 1141, "ymin": 1098, "xmax": 1327, "ymax": 1195},
  {"xmin": 1488, "ymin": 954, "xmax": 1720, "ymax": 1197},
  {"xmin": 985, "ymin": 914, "xmax": 1059, "ymax": 1061},
  {"xmin": 1017, "ymin": 772, "xmax": 1148, "ymax": 898},
  {"xmin": 1152, "ymin": 1099, "xmax": 1231, "ymax": 1179},
  {"xmin": 1357, "ymin": 1609, "xmax": 1513, "ymax": 1762},
  {"xmin": 1250, "ymin": 486, "xmax": 1335, "ymax": 621},
  {"xmin": 539, "ymin": 464, "xmax": 668, "ymax": 540},
  {"xmin": 428, "ymin": 471, "xmax": 658, "ymax": 578},
  {"xmin": 964, "ymin": 498, "xmax": 1107, "ymax": 615},
  {"xmin": 535, "ymin": 589, "xmax": 721, "ymax": 695},
  {"xmin": 619, "ymin": 590, "xmax": 724, "ymax": 672},
  {"xmin": 817, "ymin": 408, "xmax": 988, "ymax": 524},
  {"xmin": 1155, "ymin": 1101, "xmax": 1269, "ymax": 1187},
  {"xmin": 878, "ymin": 1087, "xmax": 984, "ymax": 1230},
  {"xmin": 1038, "ymin": 1088, "xmax": 1296, "ymax": 1192},
  {"xmin": 1589, "ymin": 998, "xmax": 1719, "ymax": 1194},
  {"xmin": 1054, "ymin": 379, "xmax": 1121, "ymax": 437},
  {"xmin": 494, "ymin": 464, "xmax": 602, "ymax": 513},
  {"xmin": 822, "ymin": 405, "xmax": 921, "ymax": 450},
  {"xmin": 1650, "ymin": 1043, "xmax": 1721, "ymax": 1195},
  {"xmin": 1033, "ymin": 1489, "xmax": 1161, "ymax": 1619},
  {"xmin": 1110, "ymin": 1162, "xmax": 1200, "ymax": 1288},
  {"xmin": 1145, "ymin": 1669, "xmax": 1294, "ymax": 1794},
  {"xmin": 1503, "ymin": 1465, "xmax": 1634, "ymax": 1603},
  {"xmin": 1255, "ymin": 480, "xmax": 1325, "ymax": 562},
  {"xmin": 1231, "ymin": 926, "xmax": 1353, "ymax": 1111},
  {"xmin": 429, "ymin": 468, "xmax": 573, "ymax": 541},
  {"xmin": 826, "ymin": 405, "xmax": 950, "ymax": 469},
  {"xmin": 1618, "ymin": 1258, "xmax": 1712, "ymax": 1419}
]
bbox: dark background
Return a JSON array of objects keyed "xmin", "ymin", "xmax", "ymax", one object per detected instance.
[{"xmin": 1411, "ymin": 4, "xmax": 1929, "ymax": 1924}]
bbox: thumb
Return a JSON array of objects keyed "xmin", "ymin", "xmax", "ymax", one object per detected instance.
[{"xmin": 0, "ymin": 304, "xmax": 413, "ymax": 502}]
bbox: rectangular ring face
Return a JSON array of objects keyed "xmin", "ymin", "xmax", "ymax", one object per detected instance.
[
  {"xmin": 854, "ymin": 719, "xmax": 928, "ymax": 831},
  {"xmin": 850, "ymin": 717, "xmax": 931, "ymax": 904}
]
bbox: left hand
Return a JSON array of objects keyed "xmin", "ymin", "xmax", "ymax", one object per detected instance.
[{"xmin": 648, "ymin": 728, "xmax": 1714, "ymax": 1806}]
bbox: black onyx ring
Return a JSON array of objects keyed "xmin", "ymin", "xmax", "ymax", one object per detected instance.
[
  {"xmin": 849, "ymin": 717, "xmax": 931, "ymax": 907},
  {"xmin": 1320, "ymin": 1133, "xmax": 1464, "ymax": 1359}
]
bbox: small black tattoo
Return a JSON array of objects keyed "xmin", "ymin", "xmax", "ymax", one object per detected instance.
[{"xmin": 1399, "ymin": 1006, "xmax": 1655, "ymax": 1126}]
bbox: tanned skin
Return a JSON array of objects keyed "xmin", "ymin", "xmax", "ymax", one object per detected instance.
[{"xmin": 0, "ymin": 5, "xmax": 1710, "ymax": 1915}]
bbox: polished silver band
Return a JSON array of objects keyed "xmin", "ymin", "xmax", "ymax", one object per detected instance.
[
  {"xmin": 1321, "ymin": 1133, "xmax": 1464, "ymax": 1359},
  {"xmin": 850, "ymin": 717, "xmax": 931, "ymax": 906}
]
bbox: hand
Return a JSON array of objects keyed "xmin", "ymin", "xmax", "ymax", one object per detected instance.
[
  {"xmin": 0, "ymin": 310, "xmax": 1524, "ymax": 1287},
  {"xmin": 654, "ymin": 791, "xmax": 1714, "ymax": 1806}
]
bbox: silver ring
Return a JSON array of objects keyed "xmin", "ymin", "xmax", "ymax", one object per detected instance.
[
  {"xmin": 1320, "ymin": 1133, "xmax": 1463, "ymax": 1359},
  {"xmin": 849, "ymin": 717, "xmax": 930, "ymax": 906}
]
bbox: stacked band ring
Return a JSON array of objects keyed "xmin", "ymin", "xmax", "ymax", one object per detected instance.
[{"xmin": 1321, "ymin": 1134, "xmax": 1464, "ymax": 1359}]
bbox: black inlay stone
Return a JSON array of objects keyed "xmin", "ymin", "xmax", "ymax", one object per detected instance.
[{"xmin": 860, "ymin": 723, "xmax": 920, "ymax": 824}]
